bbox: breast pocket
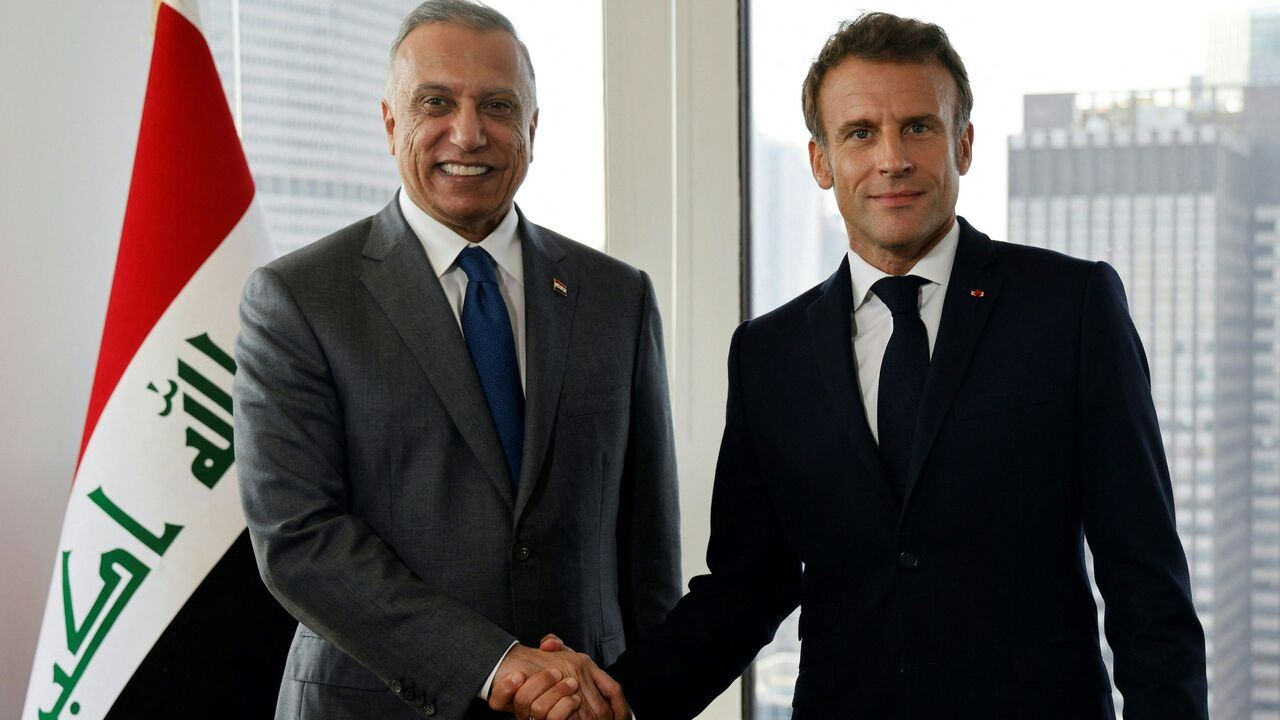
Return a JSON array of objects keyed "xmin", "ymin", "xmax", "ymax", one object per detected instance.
[
  {"xmin": 560, "ymin": 384, "xmax": 630, "ymax": 418},
  {"xmin": 951, "ymin": 390, "xmax": 1054, "ymax": 421}
]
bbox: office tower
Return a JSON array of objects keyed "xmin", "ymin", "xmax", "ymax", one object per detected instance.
[
  {"xmin": 1009, "ymin": 80, "xmax": 1280, "ymax": 719},
  {"xmin": 1209, "ymin": 9, "xmax": 1280, "ymax": 87},
  {"xmin": 1243, "ymin": 16, "xmax": 1280, "ymax": 715},
  {"xmin": 202, "ymin": 0, "xmax": 413, "ymax": 256},
  {"xmin": 1248, "ymin": 82, "xmax": 1280, "ymax": 719},
  {"xmin": 1256, "ymin": 188, "xmax": 1280, "ymax": 720}
]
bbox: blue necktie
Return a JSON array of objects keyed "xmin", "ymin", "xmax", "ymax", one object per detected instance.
[
  {"xmin": 457, "ymin": 246, "xmax": 524, "ymax": 489},
  {"xmin": 872, "ymin": 275, "xmax": 930, "ymax": 501}
]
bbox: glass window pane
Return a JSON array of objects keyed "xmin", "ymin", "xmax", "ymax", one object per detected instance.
[{"xmin": 485, "ymin": 0, "xmax": 604, "ymax": 248}]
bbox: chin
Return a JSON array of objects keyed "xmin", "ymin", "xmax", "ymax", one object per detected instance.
[
  {"xmin": 868, "ymin": 225, "xmax": 923, "ymax": 246},
  {"xmin": 438, "ymin": 201, "xmax": 498, "ymax": 219}
]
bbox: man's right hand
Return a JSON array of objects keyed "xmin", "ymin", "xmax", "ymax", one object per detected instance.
[{"xmin": 487, "ymin": 644, "xmax": 616, "ymax": 720}]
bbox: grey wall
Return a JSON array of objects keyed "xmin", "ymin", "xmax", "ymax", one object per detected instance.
[{"xmin": 0, "ymin": 3, "xmax": 153, "ymax": 717}]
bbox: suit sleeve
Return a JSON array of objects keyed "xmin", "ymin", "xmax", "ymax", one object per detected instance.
[
  {"xmin": 618, "ymin": 271, "xmax": 683, "ymax": 639},
  {"xmin": 1077, "ymin": 261, "xmax": 1208, "ymax": 719},
  {"xmin": 610, "ymin": 321, "xmax": 803, "ymax": 720},
  {"xmin": 233, "ymin": 267, "xmax": 516, "ymax": 720}
]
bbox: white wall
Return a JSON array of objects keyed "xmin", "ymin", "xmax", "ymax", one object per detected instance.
[{"xmin": 0, "ymin": 3, "xmax": 155, "ymax": 718}]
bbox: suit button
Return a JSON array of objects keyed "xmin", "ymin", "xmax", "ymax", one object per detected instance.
[
  {"xmin": 898, "ymin": 552, "xmax": 919, "ymax": 568},
  {"xmin": 422, "ymin": 703, "xmax": 436, "ymax": 716},
  {"xmin": 514, "ymin": 545, "xmax": 532, "ymax": 562},
  {"xmin": 389, "ymin": 679, "xmax": 403, "ymax": 694}
]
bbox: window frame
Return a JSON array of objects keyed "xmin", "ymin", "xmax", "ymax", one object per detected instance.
[{"xmin": 601, "ymin": 0, "xmax": 747, "ymax": 716}]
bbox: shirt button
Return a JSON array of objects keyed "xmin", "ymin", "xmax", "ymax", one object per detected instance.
[
  {"xmin": 514, "ymin": 545, "xmax": 532, "ymax": 562},
  {"xmin": 898, "ymin": 552, "xmax": 919, "ymax": 568}
]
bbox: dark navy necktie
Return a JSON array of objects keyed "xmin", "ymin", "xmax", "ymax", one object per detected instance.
[
  {"xmin": 457, "ymin": 246, "xmax": 524, "ymax": 489},
  {"xmin": 872, "ymin": 275, "xmax": 930, "ymax": 501}
]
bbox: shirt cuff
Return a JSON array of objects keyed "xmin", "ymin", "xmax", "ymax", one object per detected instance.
[{"xmin": 478, "ymin": 641, "xmax": 521, "ymax": 700}]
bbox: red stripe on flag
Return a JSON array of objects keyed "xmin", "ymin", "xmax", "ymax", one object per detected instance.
[{"xmin": 77, "ymin": 4, "xmax": 254, "ymax": 472}]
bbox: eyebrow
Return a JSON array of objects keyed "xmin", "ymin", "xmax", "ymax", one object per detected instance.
[{"xmin": 834, "ymin": 113, "xmax": 943, "ymax": 138}]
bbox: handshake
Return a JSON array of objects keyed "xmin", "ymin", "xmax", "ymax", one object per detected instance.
[{"xmin": 487, "ymin": 634, "xmax": 632, "ymax": 720}]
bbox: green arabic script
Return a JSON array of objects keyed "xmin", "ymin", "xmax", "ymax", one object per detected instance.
[
  {"xmin": 38, "ymin": 486, "xmax": 185, "ymax": 719},
  {"xmin": 40, "ymin": 548, "xmax": 148, "ymax": 720}
]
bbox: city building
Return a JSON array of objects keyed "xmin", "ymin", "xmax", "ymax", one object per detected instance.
[
  {"xmin": 203, "ymin": 0, "xmax": 411, "ymax": 256},
  {"xmin": 1008, "ymin": 78, "xmax": 1280, "ymax": 719}
]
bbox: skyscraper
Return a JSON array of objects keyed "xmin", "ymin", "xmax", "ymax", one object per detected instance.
[
  {"xmin": 1008, "ymin": 74, "xmax": 1280, "ymax": 719},
  {"xmin": 1241, "ymin": 18, "xmax": 1280, "ymax": 716},
  {"xmin": 203, "ymin": 0, "xmax": 414, "ymax": 256}
]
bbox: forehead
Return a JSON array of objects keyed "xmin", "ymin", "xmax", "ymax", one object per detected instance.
[
  {"xmin": 818, "ymin": 57, "xmax": 956, "ymax": 125},
  {"xmin": 392, "ymin": 22, "xmax": 525, "ymax": 91}
]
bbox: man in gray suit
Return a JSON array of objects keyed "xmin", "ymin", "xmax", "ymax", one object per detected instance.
[{"xmin": 232, "ymin": 2, "xmax": 681, "ymax": 719}]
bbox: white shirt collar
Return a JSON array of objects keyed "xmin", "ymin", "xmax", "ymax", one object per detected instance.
[
  {"xmin": 846, "ymin": 219, "xmax": 960, "ymax": 310},
  {"xmin": 397, "ymin": 187, "xmax": 523, "ymax": 283}
]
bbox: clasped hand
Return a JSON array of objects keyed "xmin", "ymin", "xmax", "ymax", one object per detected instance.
[{"xmin": 488, "ymin": 635, "xmax": 631, "ymax": 720}]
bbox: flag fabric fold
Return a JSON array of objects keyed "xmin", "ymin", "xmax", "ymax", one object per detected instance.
[{"xmin": 23, "ymin": 3, "xmax": 291, "ymax": 718}]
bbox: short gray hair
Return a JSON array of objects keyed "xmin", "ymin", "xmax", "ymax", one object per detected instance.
[{"xmin": 386, "ymin": 0, "xmax": 537, "ymax": 108}]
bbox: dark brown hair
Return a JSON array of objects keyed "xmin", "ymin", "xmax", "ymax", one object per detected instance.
[{"xmin": 802, "ymin": 12, "xmax": 972, "ymax": 145}]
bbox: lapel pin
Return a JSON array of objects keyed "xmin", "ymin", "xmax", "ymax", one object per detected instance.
[
  {"xmin": 553, "ymin": 277, "xmax": 568, "ymax": 297},
  {"xmin": 969, "ymin": 289, "xmax": 985, "ymax": 298}
]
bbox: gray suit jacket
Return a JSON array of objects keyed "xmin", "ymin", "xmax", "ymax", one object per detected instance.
[{"xmin": 233, "ymin": 199, "xmax": 682, "ymax": 720}]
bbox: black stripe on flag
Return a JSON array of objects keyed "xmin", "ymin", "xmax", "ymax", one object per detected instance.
[{"xmin": 105, "ymin": 530, "xmax": 295, "ymax": 719}]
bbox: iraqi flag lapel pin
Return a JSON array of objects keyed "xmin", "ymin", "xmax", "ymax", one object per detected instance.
[{"xmin": 553, "ymin": 277, "xmax": 568, "ymax": 297}]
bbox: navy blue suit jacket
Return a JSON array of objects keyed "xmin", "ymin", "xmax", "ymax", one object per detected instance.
[{"xmin": 610, "ymin": 219, "xmax": 1207, "ymax": 719}]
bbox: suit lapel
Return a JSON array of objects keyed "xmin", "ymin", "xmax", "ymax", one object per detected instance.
[
  {"xmin": 359, "ymin": 200, "xmax": 515, "ymax": 510},
  {"xmin": 514, "ymin": 215, "xmax": 575, "ymax": 521},
  {"xmin": 806, "ymin": 258, "xmax": 896, "ymax": 506},
  {"xmin": 902, "ymin": 218, "xmax": 1003, "ymax": 509}
]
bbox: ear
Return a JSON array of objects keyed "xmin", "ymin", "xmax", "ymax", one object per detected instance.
[
  {"xmin": 527, "ymin": 108, "xmax": 539, "ymax": 163},
  {"xmin": 809, "ymin": 138, "xmax": 834, "ymax": 190},
  {"xmin": 381, "ymin": 97, "xmax": 396, "ymax": 156},
  {"xmin": 956, "ymin": 121, "xmax": 974, "ymax": 176}
]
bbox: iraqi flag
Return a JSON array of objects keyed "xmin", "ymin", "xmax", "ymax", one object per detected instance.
[{"xmin": 22, "ymin": 2, "xmax": 294, "ymax": 718}]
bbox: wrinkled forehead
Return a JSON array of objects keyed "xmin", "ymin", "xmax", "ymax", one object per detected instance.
[{"xmin": 389, "ymin": 22, "xmax": 535, "ymax": 103}]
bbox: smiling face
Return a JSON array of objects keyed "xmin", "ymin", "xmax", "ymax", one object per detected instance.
[
  {"xmin": 382, "ymin": 22, "xmax": 538, "ymax": 241},
  {"xmin": 809, "ymin": 56, "xmax": 972, "ymax": 274}
]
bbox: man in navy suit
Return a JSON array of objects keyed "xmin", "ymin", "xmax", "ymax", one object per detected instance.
[{"xmin": 498, "ymin": 11, "xmax": 1208, "ymax": 720}]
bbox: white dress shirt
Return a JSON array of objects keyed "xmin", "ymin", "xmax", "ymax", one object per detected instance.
[
  {"xmin": 396, "ymin": 188, "xmax": 523, "ymax": 699},
  {"xmin": 848, "ymin": 220, "xmax": 960, "ymax": 443},
  {"xmin": 398, "ymin": 188, "xmax": 527, "ymax": 389}
]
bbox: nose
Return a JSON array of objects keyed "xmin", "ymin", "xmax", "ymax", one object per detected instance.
[
  {"xmin": 449, "ymin": 104, "xmax": 488, "ymax": 152},
  {"xmin": 877, "ymin": 135, "xmax": 912, "ymax": 176}
]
